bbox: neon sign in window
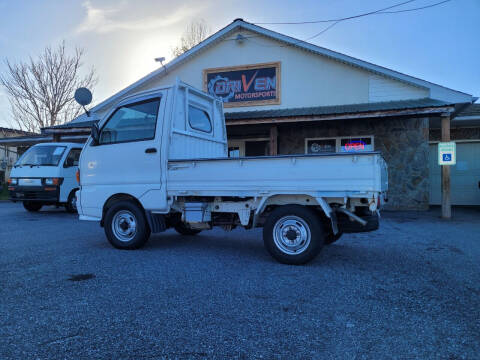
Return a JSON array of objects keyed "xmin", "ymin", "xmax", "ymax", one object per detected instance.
[{"xmin": 340, "ymin": 137, "xmax": 373, "ymax": 152}]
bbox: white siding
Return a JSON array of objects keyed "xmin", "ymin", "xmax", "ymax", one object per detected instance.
[{"xmin": 368, "ymin": 75, "xmax": 428, "ymax": 102}]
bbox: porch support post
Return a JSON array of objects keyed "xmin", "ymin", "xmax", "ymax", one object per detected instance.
[
  {"xmin": 441, "ymin": 113, "xmax": 451, "ymax": 219},
  {"xmin": 269, "ymin": 125, "xmax": 278, "ymax": 156}
]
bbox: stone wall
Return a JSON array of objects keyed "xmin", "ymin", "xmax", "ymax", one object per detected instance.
[{"xmin": 276, "ymin": 117, "xmax": 430, "ymax": 210}]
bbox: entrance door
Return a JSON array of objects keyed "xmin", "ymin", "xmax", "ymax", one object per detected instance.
[{"xmin": 429, "ymin": 142, "xmax": 480, "ymax": 205}]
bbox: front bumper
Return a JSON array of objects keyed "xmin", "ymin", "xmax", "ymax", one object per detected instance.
[{"xmin": 9, "ymin": 185, "xmax": 60, "ymax": 203}]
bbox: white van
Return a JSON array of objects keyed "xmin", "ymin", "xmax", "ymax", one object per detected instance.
[{"xmin": 8, "ymin": 142, "xmax": 82, "ymax": 213}]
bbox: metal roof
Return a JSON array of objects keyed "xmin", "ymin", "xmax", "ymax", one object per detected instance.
[
  {"xmin": 42, "ymin": 97, "xmax": 453, "ymax": 132},
  {"xmin": 457, "ymin": 103, "xmax": 480, "ymax": 118},
  {"xmin": 43, "ymin": 119, "xmax": 99, "ymax": 130},
  {"xmin": 225, "ymin": 98, "xmax": 452, "ymax": 121}
]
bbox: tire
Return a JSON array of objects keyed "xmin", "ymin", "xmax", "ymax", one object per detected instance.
[
  {"xmin": 324, "ymin": 232, "xmax": 343, "ymax": 245},
  {"xmin": 174, "ymin": 222, "xmax": 202, "ymax": 236},
  {"xmin": 65, "ymin": 190, "xmax": 78, "ymax": 213},
  {"xmin": 23, "ymin": 201, "xmax": 42, "ymax": 212},
  {"xmin": 263, "ymin": 205, "xmax": 324, "ymax": 265},
  {"xmin": 104, "ymin": 200, "xmax": 151, "ymax": 250}
]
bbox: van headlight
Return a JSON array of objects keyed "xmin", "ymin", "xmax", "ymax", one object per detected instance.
[
  {"xmin": 43, "ymin": 178, "xmax": 63, "ymax": 186},
  {"xmin": 8, "ymin": 178, "xmax": 17, "ymax": 185}
]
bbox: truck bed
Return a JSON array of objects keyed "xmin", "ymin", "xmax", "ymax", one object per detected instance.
[{"xmin": 167, "ymin": 152, "xmax": 388, "ymax": 198}]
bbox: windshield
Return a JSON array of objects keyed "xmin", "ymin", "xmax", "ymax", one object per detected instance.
[{"xmin": 16, "ymin": 145, "xmax": 67, "ymax": 167}]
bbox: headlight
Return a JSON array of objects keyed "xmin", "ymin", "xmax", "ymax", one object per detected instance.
[
  {"xmin": 44, "ymin": 178, "xmax": 62, "ymax": 186},
  {"xmin": 8, "ymin": 178, "xmax": 17, "ymax": 185}
]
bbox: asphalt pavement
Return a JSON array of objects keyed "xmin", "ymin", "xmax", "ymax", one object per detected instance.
[{"xmin": 1, "ymin": 202, "xmax": 479, "ymax": 359}]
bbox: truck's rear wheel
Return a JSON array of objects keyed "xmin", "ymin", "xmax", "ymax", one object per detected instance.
[
  {"xmin": 174, "ymin": 222, "xmax": 202, "ymax": 236},
  {"xmin": 104, "ymin": 201, "xmax": 151, "ymax": 249},
  {"xmin": 23, "ymin": 201, "xmax": 42, "ymax": 212},
  {"xmin": 263, "ymin": 205, "xmax": 324, "ymax": 265}
]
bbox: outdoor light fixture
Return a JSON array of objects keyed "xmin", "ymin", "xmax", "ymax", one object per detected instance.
[{"xmin": 235, "ymin": 34, "xmax": 245, "ymax": 44}]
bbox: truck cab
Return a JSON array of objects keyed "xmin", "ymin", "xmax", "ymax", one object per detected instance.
[{"xmin": 8, "ymin": 142, "xmax": 82, "ymax": 213}]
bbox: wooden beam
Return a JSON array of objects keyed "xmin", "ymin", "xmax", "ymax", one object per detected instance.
[
  {"xmin": 441, "ymin": 114, "xmax": 451, "ymax": 219},
  {"xmin": 225, "ymin": 106, "xmax": 455, "ymax": 126},
  {"xmin": 269, "ymin": 125, "xmax": 278, "ymax": 156}
]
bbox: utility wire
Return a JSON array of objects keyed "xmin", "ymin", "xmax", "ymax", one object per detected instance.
[
  {"xmin": 377, "ymin": 0, "xmax": 452, "ymax": 14},
  {"xmin": 254, "ymin": 0, "xmax": 452, "ymax": 25},
  {"xmin": 250, "ymin": 0, "xmax": 454, "ymax": 45},
  {"xmin": 254, "ymin": 0, "xmax": 417, "ymax": 25}
]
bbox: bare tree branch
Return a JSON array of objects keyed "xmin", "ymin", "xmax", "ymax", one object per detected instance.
[
  {"xmin": 0, "ymin": 41, "xmax": 97, "ymax": 133},
  {"xmin": 171, "ymin": 19, "xmax": 211, "ymax": 57}
]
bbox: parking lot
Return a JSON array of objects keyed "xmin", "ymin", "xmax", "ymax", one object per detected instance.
[{"xmin": 1, "ymin": 202, "xmax": 479, "ymax": 359}]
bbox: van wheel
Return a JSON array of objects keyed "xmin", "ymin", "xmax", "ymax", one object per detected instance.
[
  {"xmin": 104, "ymin": 200, "xmax": 151, "ymax": 249},
  {"xmin": 65, "ymin": 190, "xmax": 78, "ymax": 213},
  {"xmin": 263, "ymin": 205, "xmax": 324, "ymax": 265},
  {"xmin": 174, "ymin": 222, "xmax": 202, "ymax": 236},
  {"xmin": 23, "ymin": 201, "xmax": 42, "ymax": 212},
  {"xmin": 325, "ymin": 232, "xmax": 343, "ymax": 245}
]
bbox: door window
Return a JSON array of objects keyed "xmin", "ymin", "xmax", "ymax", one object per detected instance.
[
  {"xmin": 99, "ymin": 98, "xmax": 160, "ymax": 145},
  {"xmin": 64, "ymin": 149, "xmax": 82, "ymax": 167}
]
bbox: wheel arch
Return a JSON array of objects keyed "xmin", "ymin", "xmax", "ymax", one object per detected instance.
[{"xmin": 101, "ymin": 193, "xmax": 145, "ymax": 227}]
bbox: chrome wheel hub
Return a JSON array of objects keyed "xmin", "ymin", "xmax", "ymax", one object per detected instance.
[
  {"xmin": 273, "ymin": 215, "xmax": 311, "ymax": 255},
  {"xmin": 112, "ymin": 210, "xmax": 137, "ymax": 242}
]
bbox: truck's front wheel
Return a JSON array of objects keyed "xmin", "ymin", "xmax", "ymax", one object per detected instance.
[
  {"xmin": 104, "ymin": 201, "xmax": 151, "ymax": 250},
  {"xmin": 263, "ymin": 205, "xmax": 324, "ymax": 265}
]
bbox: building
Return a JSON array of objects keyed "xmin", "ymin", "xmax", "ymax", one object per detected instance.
[
  {"xmin": 4, "ymin": 19, "xmax": 479, "ymax": 209},
  {"xmin": 0, "ymin": 127, "xmax": 32, "ymax": 183}
]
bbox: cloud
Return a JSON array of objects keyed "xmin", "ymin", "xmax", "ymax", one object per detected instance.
[{"xmin": 75, "ymin": 1, "xmax": 206, "ymax": 34}]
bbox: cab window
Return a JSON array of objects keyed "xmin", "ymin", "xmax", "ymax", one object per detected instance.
[
  {"xmin": 99, "ymin": 98, "xmax": 160, "ymax": 145},
  {"xmin": 188, "ymin": 105, "xmax": 212, "ymax": 133}
]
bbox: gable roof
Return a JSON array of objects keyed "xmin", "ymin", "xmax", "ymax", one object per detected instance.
[{"xmin": 87, "ymin": 19, "xmax": 473, "ymax": 116}]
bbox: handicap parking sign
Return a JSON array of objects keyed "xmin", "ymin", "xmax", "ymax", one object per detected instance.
[{"xmin": 438, "ymin": 142, "xmax": 456, "ymax": 165}]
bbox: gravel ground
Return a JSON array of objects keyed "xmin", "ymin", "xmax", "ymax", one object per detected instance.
[{"xmin": 0, "ymin": 202, "xmax": 479, "ymax": 359}]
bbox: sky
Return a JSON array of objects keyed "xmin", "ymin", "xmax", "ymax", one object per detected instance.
[{"xmin": 0, "ymin": 0, "xmax": 479, "ymax": 128}]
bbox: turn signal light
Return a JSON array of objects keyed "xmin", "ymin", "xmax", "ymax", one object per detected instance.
[{"xmin": 76, "ymin": 169, "xmax": 80, "ymax": 185}]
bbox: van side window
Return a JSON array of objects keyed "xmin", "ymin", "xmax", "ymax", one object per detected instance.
[
  {"xmin": 99, "ymin": 98, "xmax": 160, "ymax": 145},
  {"xmin": 64, "ymin": 149, "xmax": 82, "ymax": 167},
  {"xmin": 188, "ymin": 105, "xmax": 212, "ymax": 133}
]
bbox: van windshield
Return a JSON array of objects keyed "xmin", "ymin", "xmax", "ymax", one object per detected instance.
[{"xmin": 15, "ymin": 145, "xmax": 67, "ymax": 167}]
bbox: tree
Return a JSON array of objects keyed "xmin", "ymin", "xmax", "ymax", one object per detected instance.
[
  {"xmin": 0, "ymin": 42, "xmax": 97, "ymax": 133},
  {"xmin": 172, "ymin": 19, "xmax": 211, "ymax": 57}
]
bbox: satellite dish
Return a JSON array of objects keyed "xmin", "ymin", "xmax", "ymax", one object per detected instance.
[{"xmin": 74, "ymin": 88, "xmax": 92, "ymax": 106}]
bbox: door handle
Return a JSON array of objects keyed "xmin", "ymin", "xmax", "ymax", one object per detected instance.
[{"xmin": 145, "ymin": 148, "xmax": 157, "ymax": 154}]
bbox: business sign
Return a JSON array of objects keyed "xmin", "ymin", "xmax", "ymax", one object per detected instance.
[
  {"xmin": 203, "ymin": 62, "xmax": 281, "ymax": 108},
  {"xmin": 438, "ymin": 142, "xmax": 456, "ymax": 165}
]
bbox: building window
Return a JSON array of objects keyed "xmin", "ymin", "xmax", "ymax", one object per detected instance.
[{"xmin": 305, "ymin": 136, "xmax": 374, "ymax": 154}]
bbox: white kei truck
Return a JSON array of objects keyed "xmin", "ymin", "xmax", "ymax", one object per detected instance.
[
  {"xmin": 8, "ymin": 143, "xmax": 82, "ymax": 213},
  {"xmin": 76, "ymin": 81, "xmax": 388, "ymax": 265}
]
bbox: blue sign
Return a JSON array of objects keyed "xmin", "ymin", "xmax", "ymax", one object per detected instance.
[{"xmin": 442, "ymin": 153, "xmax": 452, "ymax": 162}]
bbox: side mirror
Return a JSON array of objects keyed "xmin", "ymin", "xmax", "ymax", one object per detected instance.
[
  {"xmin": 91, "ymin": 123, "xmax": 100, "ymax": 146},
  {"xmin": 64, "ymin": 157, "xmax": 75, "ymax": 168}
]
